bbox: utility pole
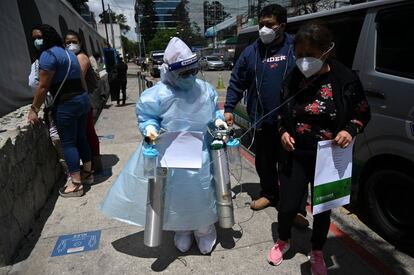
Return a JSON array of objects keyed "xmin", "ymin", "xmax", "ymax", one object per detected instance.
[
  {"xmin": 213, "ymin": 3, "xmax": 217, "ymax": 49},
  {"xmin": 142, "ymin": 36, "xmax": 146, "ymax": 56},
  {"xmin": 136, "ymin": 3, "xmax": 142, "ymax": 57},
  {"xmin": 101, "ymin": 0, "xmax": 109, "ymax": 46},
  {"xmin": 136, "ymin": 25, "xmax": 142, "ymax": 58},
  {"xmin": 108, "ymin": 4, "xmax": 116, "ymax": 49}
]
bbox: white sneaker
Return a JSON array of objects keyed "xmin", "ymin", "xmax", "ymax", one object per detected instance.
[
  {"xmin": 174, "ymin": 231, "xmax": 193, "ymax": 253},
  {"xmin": 194, "ymin": 224, "xmax": 217, "ymax": 254}
]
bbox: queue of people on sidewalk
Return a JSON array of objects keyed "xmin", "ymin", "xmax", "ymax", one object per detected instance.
[{"xmin": 27, "ymin": 24, "xmax": 105, "ymax": 197}]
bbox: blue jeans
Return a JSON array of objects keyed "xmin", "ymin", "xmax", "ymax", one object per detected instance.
[{"xmin": 53, "ymin": 92, "xmax": 92, "ymax": 173}]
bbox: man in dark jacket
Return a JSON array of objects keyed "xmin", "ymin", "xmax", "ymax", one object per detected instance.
[
  {"xmin": 224, "ymin": 4, "xmax": 307, "ymax": 222},
  {"xmin": 116, "ymin": 57, "xmax": 128, "ymax": 105}
]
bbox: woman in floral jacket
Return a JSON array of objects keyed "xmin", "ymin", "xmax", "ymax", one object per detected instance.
[{"xmin": 268, "ymin": 23, "xmax": 371, "ymax": 275}]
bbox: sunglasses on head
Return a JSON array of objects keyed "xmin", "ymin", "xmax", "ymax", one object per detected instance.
[{"xmin": 178, "ymin": 68, "xmax": 199, "ymax": 78}]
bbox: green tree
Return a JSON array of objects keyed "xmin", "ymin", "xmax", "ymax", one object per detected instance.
[
  {"xmin": 99, "ymin": 11, "xmax": 131, "ymax": 33},
  {"xmin": 203, "ymin": 1, "xmax": 231, "ymax": 32},
  {"xmin": 140, "ymin": 0, "xmax": 157, "ymax": 50},
  {"xmin": 290, "ymin": 0, "xmax": 335, "ymax": 15},
  {"xmin": 147, "ymin": 29, "xmax": 177, "ymax": 52},
  {"xmin": 121, "ymin": 35, "xmax": 138, "ymax": 58},
  {"xmin": 187, "ymin": 22, "xmax": 206, "ymax": 46},
  {"xmin": 173, "ymin": 0, "xmax": 191, "ymax": 29},
  {"xmin": 173, "ymin": 0, "xmax": 200, "ymax": 46},
  {"xmin": 116, "ymin": 14, "xmax": 131, "ymax": 33}
]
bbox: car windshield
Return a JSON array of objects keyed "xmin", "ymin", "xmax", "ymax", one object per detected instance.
[
  {"xmin": 207, "ymin": 56, "xmax": 220, "ymax": 61},
  {"xmin": 152, "ymin": 53, "xmax": 164, "ymax": 61}
]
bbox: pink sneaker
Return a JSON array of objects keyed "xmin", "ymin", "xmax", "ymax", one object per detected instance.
[
  {"xmin": 268, "ymin": 239, "xmax": 290, "ymax": 266},
  {"xmin": 310, "ymin": 250, "xmax": 327, "ymax": 275}
]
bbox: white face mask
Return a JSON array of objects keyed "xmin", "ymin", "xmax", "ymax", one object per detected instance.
[
  {"xmin": 296, "ymin": 43, "xmax": 335, "ymax": 78},
  {"xmin": 66, "ymin": 43, "xmax": 81, "ymax": 54},
  {"xmin": 259, "ymin": 26, "xmax": 278, "ymax": 44},
  {"xmin": 296, "ymin": 57, "xmax": 324, "ymax": 78},
  {"xmin": 34, "ymin": 39, "xmax": 43, "ymax": 50}
]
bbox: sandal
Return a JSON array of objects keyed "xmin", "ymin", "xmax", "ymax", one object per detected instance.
[
  {"xmin": 59, "ymin": 180, "xmax": 84, "ymax": 197},
  {"xmin": 81, "ymin": 169, "xmax": 94, "ymax": 185}
]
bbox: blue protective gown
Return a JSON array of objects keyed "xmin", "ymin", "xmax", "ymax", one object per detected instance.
[{"xmin": 101, "ymin": 79, "xmax": 223, "ymax": 231}]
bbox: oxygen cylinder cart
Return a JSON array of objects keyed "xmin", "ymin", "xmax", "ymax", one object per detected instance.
[
  {"xmin": 143, "ymin": 139, "xmax": 167, "ymax": 247},
  {"xmin": 210, "ymin": 127, "xmax": 235, "ymax": 229}
]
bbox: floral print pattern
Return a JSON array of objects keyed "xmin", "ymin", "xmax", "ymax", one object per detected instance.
[
  {"xmin": 294, "ymin": 81, "xmax": 337, "ymax": 143},
  {"xmin": 305, "ymin": 100, "xmax": 326, "ymax": 115}
]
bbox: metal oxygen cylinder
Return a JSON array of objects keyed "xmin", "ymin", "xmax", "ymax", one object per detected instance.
[
  {"xmin": 143, "ymin": 143, "xmax": 167, "ymax": 247},
  {"xmin": 210, "ymin": 128, "xmax": 235, "ymax": 229}
]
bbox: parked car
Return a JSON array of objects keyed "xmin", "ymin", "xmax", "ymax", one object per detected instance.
[
  {"xmin": 149, "ymin": 51, "xmax": 164, "ymax": 78},
  {"xmin": 200, "ymin": 55, "xmax": 225, "ymax": 71}
]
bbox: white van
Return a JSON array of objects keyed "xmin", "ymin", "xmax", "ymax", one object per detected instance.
[{"xmin": 233, "ymin": 0, "xmax": 414, "ymax": 247}]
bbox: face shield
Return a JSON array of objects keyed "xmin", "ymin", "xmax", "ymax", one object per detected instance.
[
  {"xmin": 161, "ymin": 53, "xmax": 201, "ymax": 90},
  {"xmin": 160, "ymin": 37, "xmax": 214, "ymax": 93}
]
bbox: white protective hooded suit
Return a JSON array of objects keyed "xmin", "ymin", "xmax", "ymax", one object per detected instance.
[{"xmin": 100, "ymin": 37, "xmax": 223, "ymax": 231}]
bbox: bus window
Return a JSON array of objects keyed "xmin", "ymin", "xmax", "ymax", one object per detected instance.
[{"xmin": 376, "ymin": 5, "xmax": 414, "ymax": 79}]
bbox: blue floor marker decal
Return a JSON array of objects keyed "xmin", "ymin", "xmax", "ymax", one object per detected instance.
[{"xmin": 51, "ymin": 230, "xmax": 101, "ymax": 257}]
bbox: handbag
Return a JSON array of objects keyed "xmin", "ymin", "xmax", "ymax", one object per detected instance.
[{"xmin": 44, "ymin": 50, "xmax": 72, "ymax": 108}]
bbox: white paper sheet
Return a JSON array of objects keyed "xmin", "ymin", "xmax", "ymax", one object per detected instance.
[
  {"xmin": 313, "ymin": 140, "xmax": 354, "ymax": 215},
  {"xmin": 155, "ymin": 131, "xmax": 204, "ymax": 169}
]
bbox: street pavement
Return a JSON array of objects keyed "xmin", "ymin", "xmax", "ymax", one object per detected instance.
[{"xmin": 1, "ymin": 64, "xmax": 413, "ymax": 275}]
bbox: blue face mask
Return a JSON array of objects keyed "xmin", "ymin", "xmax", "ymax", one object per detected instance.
[
  {"xmin": 175, "ymin": 75, "xmax": 196, "ymax": 91},
  {"xmin": 34, "ymin": 39, "xmax": 43, "ymax": 50}
]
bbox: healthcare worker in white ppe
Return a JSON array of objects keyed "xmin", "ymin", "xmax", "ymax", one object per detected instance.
[{"xmin": 101, "ymin": 37, "xmax": 228, "ymax": 254}]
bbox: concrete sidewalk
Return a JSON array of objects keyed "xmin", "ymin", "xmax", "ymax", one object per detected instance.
[{"xmin": 2, "ymin": 71, "xmax": 380, "ymax": 275}]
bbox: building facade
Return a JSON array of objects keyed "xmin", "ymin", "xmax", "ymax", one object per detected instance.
[
  {"xmin": 154, "ymin": 0, "xmax": 181, "ymax": 30},
  {"xmin": 135, "ymin": 0, "xmax": 181, "ymax": 31},
  {"xmin": 79, "ymin": 3, "xmax": 97, "ymax": 30}
]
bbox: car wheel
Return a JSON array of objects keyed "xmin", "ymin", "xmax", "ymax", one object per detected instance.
[{"xmin": 364, "ymin": 168, "xmax": 414, "ymax": 247}]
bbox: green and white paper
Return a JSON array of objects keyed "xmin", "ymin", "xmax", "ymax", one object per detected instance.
[{"xmin": 313, "ymin": 140, "xmax": 354, "ymax": 215}]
